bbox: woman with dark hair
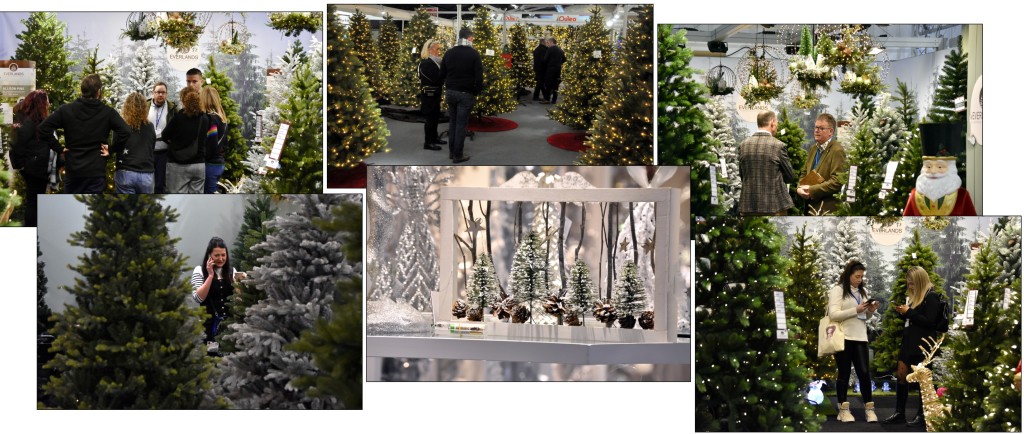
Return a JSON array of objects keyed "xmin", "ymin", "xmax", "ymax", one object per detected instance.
[
  {"xmin": 10, "ymin": 90, "xmax": 54, "ymax": 227},
  {"xmin": 882, "ymin": 266, "xmax": 944, "ymax": 427},
  {"xmin": 112, "ymin": 92, "xmax": 157, "ymax": 193},
  {"xmin": 829, "ymin": 260, "xmax": 880, "ymax": 423},
  {"xmin": 199, "ymin": 86, "xmax": 227, "ymax": 193},
  {"xmin": 190, "ymin": 237, "xmax": 242, "ymax": 354}
]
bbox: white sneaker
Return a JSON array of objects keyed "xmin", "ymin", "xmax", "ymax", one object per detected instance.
[
  {"xmin": 838, "ymin": 402, "xmax": 855, "ymax": 423},
  {"xmin": 865, "ymin": 402, "xmax": 878, "ymax": 423}
]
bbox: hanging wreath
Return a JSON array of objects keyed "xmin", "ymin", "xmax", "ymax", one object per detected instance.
[
  {"xmin": 839, "ymin": 62, "xmax": 884, "ymax": 97},
  {"xmin": 268, "ymin": 12, "xmax": 322, "ymax": 37},
  {"xmin": 822, "ymin": 26, "xmax": 873, "ymax": 70},
  {"xmin": 739, "ymin": 49, "xmax": 783, "ymax": 105},
  {"xmin": 216, "ymin": 19, "xmax": 250, "ymax": 56},
  {"xmin": 158, "ymin": 12, "xmax": 207, "ymax": 52},
  {"xmin": 792, "ymin": 91, "xmax": 821, "ymax": 110},
  {"xmin": 122, "ymin": 12, "xmax": 159, "ymax": 41}
]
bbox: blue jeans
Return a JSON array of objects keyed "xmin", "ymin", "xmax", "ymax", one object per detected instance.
[
  {"xmin": 205, "ymin": 163, "xmax": 225, "ymax": 194},
  {"xmin": 114, "ymin": 170, "xmax": 155, "ymax": 194},
  {"xmin": 445, "ymin": 90, "xmax": 474, "ymax": 158}
]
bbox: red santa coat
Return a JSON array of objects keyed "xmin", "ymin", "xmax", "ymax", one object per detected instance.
[{"xmin": 903, "ymin": 188, "xmax": 977, "ymax": 216}]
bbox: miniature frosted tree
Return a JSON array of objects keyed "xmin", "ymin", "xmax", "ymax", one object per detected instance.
[
  {"xmin": 215, "ymin": 194, "xmax": 356, "ymax": 409},
  {"xmin": 565, "ymin": 261, "xmax": 596, "ymax": 325},
  {"xmin": 43, "ymin": 195, "xmax": 215, "ymax": 409},
  {"xmin": 125, "ymin": 42, "xmax": 157, "ymax": 98},
  {"xmin": 705, "ymin": 97, "xmax": 741, "ymax": 211},
  {"xmin": 465, "ymin": 253, "xmax": 499, "ymax": 321},
  {"xmin": 510, "ymin": 231, "xmax": 549, "ymax": 323},
  {"xmin": 612, "ymin": 261, "xmax": 646, "ymax": 329}
]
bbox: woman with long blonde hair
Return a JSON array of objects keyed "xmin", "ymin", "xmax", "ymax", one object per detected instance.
[
  {"xmin": 111, "ymin": 92, "xmax": 157, "ymax": 193},
  {"xmin": 882, "ymin": 266, "xmax": 945, "ymax": 427},
  {"xmin": 199, "ymin": 86, "xmax": 227, "ymax": 193},
  {"xmin": 418, "ymin": 38, "xmax": 445, "ymax": 151}
]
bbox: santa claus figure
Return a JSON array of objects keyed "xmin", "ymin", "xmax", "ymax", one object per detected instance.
[{"xmin": 904, "ymin": 123, "xmax": 977, "ymax": 216}]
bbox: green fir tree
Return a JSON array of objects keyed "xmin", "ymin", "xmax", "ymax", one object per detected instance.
[
  {"xmin": 471, "ymin": 10, "xmax": 517, "ymax": 116},
  {"xmin": 655, "ymin": 24, "xmax": 714, "ymax": 221},
  {"xmin": 395, "ymin": 8, "xmax": 440, "ymax": 107},
  {"xmin": 927, "ymin": 42, "xmax": 968, "ymax": 185},
  {"xmin": 263, "ymin": 61, "xmax": 322, "ymax": 193},
  {"xmin": 326, "ymin": 12, "xmax": 389, "ymax": 169},
  {"xmin": 348, "ymin": 9, "xmax": 382, "ymax": 99},
  {"xmin": 43, "ymin": 195, "xmax": 215, "ymax": 409},
  {"xmin": 991, "ymin": 216, "xmax": 1022, "ymax": 288},
  {"xmin": 880, "ymin": 131, "xmax": 923, "ymax": 217},
  {"xmin": 695, "ymin": 217, "xmax": 822, "ymax": 431},
  {"xmin": 836, "ymin": 107, "xmax": 884, "ymax": 216},
  {"xmin": 204, "ymin": 56, "xmax": 249, "ymax": 186},
  {"xmin": 14, "ymin": 12, "xmax": 76, "ymax": 106},
  {"xmin": 776, "ymin": 108, "xmax": 808, "ymax": 214},
  {"xmin": 508, "ymin": 24, "xmax": 533, "ymax": 94},
  {"xmin": 975, "ymin": 276, "xmax": 1021, "ymax": 432},
  {"xmin": 872, "ymin": 228, "xmax": 946, "ymax": 376},
  {"xmin": 37, "ymin": 241, "xmax": 53, "ymax": 335},
  {"xmin": 376, "ymin": 14, "xmax": 403, "ymax": 104},
  {"xmin": 934, "ymin": 238, "xmax": 1017, "ymax": 431},
  {"xmin": 894, "ymin": 78, "xmax": 920, "ymax": 130},
  {"xmin": 785, "ymin": 223, "xmax": 832, "ymax": 380},
  {"xmin": 549, "ymin": 7, "xmax": 611, "ymax": 129},
  {"xmin": 578, "ymin": 6, "xmax": 654, "ymax": 165}
]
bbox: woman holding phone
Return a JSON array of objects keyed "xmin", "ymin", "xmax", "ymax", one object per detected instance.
[
  {"xmin": 829, "ymin": 260, "xmax": 880, "ymax": 423},
  {"xmin": 190, "ymin": 237, "xmax": 245, "ymax": 354}
]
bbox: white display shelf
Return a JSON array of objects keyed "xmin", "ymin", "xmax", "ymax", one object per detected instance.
[{"xmin": 367, "ymin": 334, "xmax": 690, "ymax": 365}]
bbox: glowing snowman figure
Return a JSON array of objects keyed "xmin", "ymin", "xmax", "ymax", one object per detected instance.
[{"xmin": 807, "ymin": 380, "xmax": 826, "ymax": 405}]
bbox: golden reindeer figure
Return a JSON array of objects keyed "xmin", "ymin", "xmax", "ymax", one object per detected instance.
[{"xmin": 906, "ymin": 335, "xmax": 947, "ymax": 432}]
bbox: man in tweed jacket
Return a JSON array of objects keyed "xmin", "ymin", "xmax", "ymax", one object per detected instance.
[
  {"xmin": 798, "ymin": 113, "xmax": 848, "ymax": 215},
  {"xmin": 738, "ymin": 111, "xmax": 796, "ymax": 216}
]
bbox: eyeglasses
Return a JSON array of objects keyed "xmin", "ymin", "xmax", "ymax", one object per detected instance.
[
  {"xmin": 814, "ymin": 126, "xmax": 832, "ymax": 131},
  {"xmin": 154, "ymin": 91, "xmax": 167, "ymax": 94}
]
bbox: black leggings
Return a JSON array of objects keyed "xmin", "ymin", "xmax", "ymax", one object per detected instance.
[{"xmin": 835, "ymin": 339, "xmax": 872, "ymax": 403}]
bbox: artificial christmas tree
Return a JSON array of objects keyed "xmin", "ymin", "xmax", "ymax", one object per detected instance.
[
  {"xmin": 894, "ymin": 78, "xmax": 920, "ymax": 133},
  {"xmin": 656, "ymin": 24, "xmax": 714, "ymax": 221},
  {"xmin": 326, "ymin": 12, "xmax": 389, "ymax": 170},
  {"xmin": 220, "ymin": 196, "xmax": 277, "ymax": 353},
  {"xmin": 704, "ymin": 97, "xmax": 741, "ymax": 212},
  {"xmin": 695, "ymin": 217, "xmax": 822, "ymax": 431},
  {"xmin": 775, "ymin": 108, "xmax": 808, "ymax": 214},
  {"xmin": 825, "ymin": 218, "xmax": 863, "ymax": 284},
  {"xmin": 549, "ymin": 7, "xmax": 611, "ymax": 129},
  {"xmin": 465, "ymin": 253, "xmax": 500, "ymax": 321},
  {"xmin": 14, "ymin": 12, "xmax": 76, "ymax": 106},
  {"xmin": 880, "ymin": 131, "xmax": 923, "ymax": 218},
  {"xmin": 43, "ymin": 195, "xmax": 215, "ymax": 409},
  {"xmin": 395, "ymin": 8, "xmax": 440, "ymax": 107},
  {"xmin": 870, "ymin": 93, "xmax": 911, "ymax": 164},
  {"xmin": 289, "ymin": 199, "xmax": 364, "ymax": 410},
  {"xmin": 510, "ymin": 231, "xmax": 549, "ymax": 323},
  {"xmin": 348, "ymin": 10, "xmax": 382, "ymax": 99},
  {"xmin": 872, "ymin": 228, "xmax": 946, "ymax": 376},
  {"xmin": 377, "ymin": 14, "xmax": 403, "ymax": 104},
  {"xmin": 124, "ymin": 42, "xmax": 157, "ymax": 99},
  {"xmin": 508, "ymin": 24, "xmax": 533, "ymax": 96},
  {"xmin": 990, "ymin": 216, "xmax": 1022, "ymax": 288},
  {"xmin": 204, "ymin": 56, "xmax": 249, "ymax": 186},
  {"xmin": 565, "ymin": 261, "xmax": 596, "ymax": 325},
  {"xmin": 612, "ymin": 261, "xmax": 646, "ymax": 328},
  {"xmin": 471, "ymin": 10, "xmax": 518, "ymax": 117},
  {"xmin": 835, "ymin": 105, "xmax": 884, "ymax": 216},
  {"xmin": 216, "ymin": 194, "xmax": 356, "ymax": 409},
  {"xmin": 263, "ymin": 61, "xmax": 323, "ymax": 193},
  {"xmin": 975, "ymin": 276, "xmax": 1021, "ymax": 432},
  {"xmin": 785, "ymin": 223, "xmax": 832, "ymax": 380},
  {"xmin": 934, "ymin": 239, "xmax": 1017, "ymax": 431},
  {"xmin": 37, "ymin": 241, "xmax": 53, "ymax": 335},
  {"xmin": 927, "ymin": 42, "xmax": 968, "ymax": 186},
  {"xmin": 578, "ymin": 5, "xmax": 654, "ymax": 165}
]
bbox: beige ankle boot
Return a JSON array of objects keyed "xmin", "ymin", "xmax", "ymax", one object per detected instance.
[
  {"xmin": 865, "ymin": 401, "xmax": 878, "ymax": 423},
  {"xmin": 838, "ymin": 402, "xmax": 855, "ymax": 422}
]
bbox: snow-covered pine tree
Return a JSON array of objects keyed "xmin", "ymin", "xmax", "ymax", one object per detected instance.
[
  {"xmin": 466, "ymin": 253, "xmax": 499, "ymax": 320},
  {"xmin": 124, "ymin": 42, "xmax": 157, "ymax": 99},
  {"xmin": 565, "ymin": 261, "xmax": 596, "ymax": 325},
  {"xmin": 990, "ymin": 216, "xmax": 1022, "ymax": 288},
  {"xmin": 612, "ymin": 261, "xmax": 646, "ymax": 328},
  {"xmin": 510, "ymin": 231, "xmax": 549, "ymax": 323},
  {"xmin": 220, "ymin": 195, "xmax": 277, "ymax": 353},
  {"xmin": 705, "ymin": 97, "xmax": 741, "ymax": 212},
  {"xmin": 216, "ymin": 194, "xmax": 356, "ymax": 409},
  {"xmin": 825, "ymin": 218, "xmax": 863, "ymax": 284},
  {"xmin": 870, "ymin": 92, "xmax": 911, "ymax": 164},
  {"xmin": 43, "ymin": 195, "xmax": 215, "ymax": 409}
]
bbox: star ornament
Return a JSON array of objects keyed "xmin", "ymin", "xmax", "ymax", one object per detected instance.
[
  {"xmin": 642, "ymin": 238, "xmax": 655, "ymax": 256},
  {"xmin": 619, "ymin": 238, "xmax": 631, "ymax": 252},
  {"xmin": 466, "ymin": 218, "xmax": 485, "ymax": 234}
]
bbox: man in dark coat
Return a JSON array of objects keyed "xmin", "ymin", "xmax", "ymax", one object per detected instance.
[
  {"xmin": 532, "ymin": 39, "xmax": 548, "ymax": 101},
  {"xmin": 439, "ymin": 28, "xmax": 483, "ymax": 164},
  {"xmin": 541, "ymin": 38, "xmax": 566, "ymax": 105}
]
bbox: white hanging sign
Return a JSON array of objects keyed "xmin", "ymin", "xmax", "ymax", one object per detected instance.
[
  {"xmin": 0, "ymin": 102, "xmax": 12, "ymax": 125},
  {"xmin": 963, "ymin": 289, "xmax": 978, "ymax": 326},
  {"xmin": 593, "ymin": 50, "xmax": 602, "ymax": 58},
  {"xmin": 485, "ymin": 49, "xmax": 495, "ymax": 56},
  {"xmin": 719, "ymin": 157, "xmax": 728, "ymax": 178},
  {"xmin": 709, "ymin": 166, "xmax": 719, "ymax": 205},
  {"xmin": 166, "ymin": 46, "xmax": 201, "ymax": 72},
  {"xmin": 1003, "ymin": 287, "xmax": 1013, "ymax": 310},
  {"xmin": 774, "ymin": 290, "xmax": 788, "ymax": 340},
  {"xmin": 263, "ymin": 121, "xmax": 290, "ymax": 171},
  {"xmin": 0, "ymin": 60, "xmax": 36, "ymax": 98},
  {"xmin": 879, "ymin": 161, "xmax": 899, "ymax": 199},
  {"xmin": 846, "ymin": 165, "xmax": 858, "ymax": 202}
]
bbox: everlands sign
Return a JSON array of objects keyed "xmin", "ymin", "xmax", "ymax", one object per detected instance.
[
  {"xmin": 166, "ymin": 46, "xmax": 201, "ymax": 72},
  {"xmin": 0, "ymin": 60, "xmax": 36, "ymax": 98}
]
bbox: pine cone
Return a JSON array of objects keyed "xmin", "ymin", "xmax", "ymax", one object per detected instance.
[
  {"xmin": 452, "ymin": 300, "xmax": 468, "ymax": 319},
  {"xmin": 593, "ymin": 299, "xmax": 617, "ymax": 327},
  {"xmin": 564, "ymin": 310, "xmax": 582, "ymax": 326},
  {"xmin": 493, "ymin": 294, "xmax": 517, "ymax": 320},
  {"xmin": 467, "ymin": 307, "xmax": 484, "ymax": 322},
  {"xmin": 542, "ymin": 294, "xmax": 566, "ymax": 317},
  {"xmin": 639, "ymin": 310, "xmax": 655, "ymax": 330},
  {"xmin": 618, "ymin": 314, "xmax": 637, "ymax": 329},
  {"xmin": 511, "ymin": 304, "xmax": 531, "ymax": 324}
]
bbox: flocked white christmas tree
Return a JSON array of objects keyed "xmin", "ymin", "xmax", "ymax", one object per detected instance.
[
  {"xmin": 869, "ymin": 92, "xmax": 911, "ymax": 163},
  {"xmin": 215, "ymin": 194, "xmax": 358, "ymax": 409},
  {"xmin": 510, "ymin": 231, "xmax": 549, "ymax": 323},
  {"xmin": 565, "ymin": 261, "xmax": 596, "ymax": 325},
  {"xmin": 826, "ymin": 218, "xmax": 863, "ymax": 284},
  {"xmin": 705, "ymin": 96, "xmax": 741, "ymax": 210},
  {"xmin": 125, "ymin": 42, "xmax": 157, "ymax": 100},
  {"xmin": 466, "ymin": 253, "xmax": 499, "ymax": 321},
  {"xmin": 612, "ymin": 261, "xmax": 647, "ymax": 329},
  {"xmin": 394, "ymin": 167, "xmax": 442, "ymax": 311},
  {"xmin": 991, "ymin": 216, "xmax": 1022, "ymax": 289},
  {"xmin": 98, "ymin": 53, "xmax": 125, "ymax": 108}
]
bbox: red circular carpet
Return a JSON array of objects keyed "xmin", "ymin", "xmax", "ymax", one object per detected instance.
[
  {"xmin": 468, "ymin": 116, "xmax": 518, "ymax": 132},
  {"xmin": 547, "ymin": 132, "xmax": 590, "ymax": 152},
  {"xmin": 327, "ymin": 163, "xmax": 367, "ymax": 189}
]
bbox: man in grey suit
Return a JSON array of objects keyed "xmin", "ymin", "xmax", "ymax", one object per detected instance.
[{"xmin": 738, "ymin": 111, "xmax": 796, "ymax": 216}]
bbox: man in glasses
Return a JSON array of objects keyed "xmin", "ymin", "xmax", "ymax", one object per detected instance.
[
  {"xmin": 797, "ymin": 113, "xmax": 848, "ymax": 215},
  {"xmin": 149, "ymin": 81, "xmax": 177, "ymax": 193}
]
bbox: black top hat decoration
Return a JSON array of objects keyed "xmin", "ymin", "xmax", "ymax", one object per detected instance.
[{"xmin": 919, "ymin": 122, "xmax": 965, "ymax": 159}]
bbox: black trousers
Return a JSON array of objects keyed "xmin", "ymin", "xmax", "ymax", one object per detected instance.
[
  {"xmin": 153, "ymin": 150, "xmax": 167, "ymax": 194},
  {"xmin": 64, "ymin": 176, "xmax": 105, "ymax": 194},
  {"xmin": 835, "ymin": 339, "xmax": 873, "ymax": 403},
  {"xmin": 543, "ymin": 78, "xmax": 561, "ymax": 104},
  {"xmin": 421, "ymin": 94, "xmax": 442, "ymax": 144},
  {"xmin": 445, "ymin": 90, "xmax": 474, "ymax": 158},
  {"xmin": 21, "ymin": 172, "xmax": 48, "ymax": 227},
  {"xmin": 533, "ymin": 73, "xmax": 545, "ymax": 99}
]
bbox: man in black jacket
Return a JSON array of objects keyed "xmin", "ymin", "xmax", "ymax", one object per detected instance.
[
  {"xmin": 541, "ymin": 38, "xmax": 566, "ymax": 105},
  {"xmin": 439, "ymin": 28, "xmax": 483, "ymax": 164},
  {"xmin": 532, "ymin": 39, "xmax": 548, "ymax": 101},
  {"xmin": 39, "ymin": 74, "xmax": 131, "ymax": 193}
]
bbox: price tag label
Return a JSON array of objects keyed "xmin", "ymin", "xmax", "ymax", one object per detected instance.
[
  {"xmin": 719, "ymin": 157, "xmax": 728, "ymax": 178},
  {"xmin": 709, "ymin": 166, "xmax": 719, "ymax": 205},
  {"xmin": 846, "ymin": 165, "xmax": 858, "ymax": 202},
  {"xmin": 485, "ymin": 49, "xmax": 495, "ymax": 56},
  {"xmin": 263, "ymin": 121, "xmax": 290, "ymax": 171},
  {"xmin": 881, "ymin": 161, "xmax": 899, "ymax": 190},
  {"xmin": 964, "ymin": 289, "xmax": 978, "ymax": 326},
  {"xmin": 1003, "ymin": 287, "xmax": 1013, "ymax": 310},
  {"xmin": 411, "ymin": 47, "xmax": 418, "ymax": 54},
  {"xmin": 593, "ymin": 50, "xmax": 602, "ymax": 58},
  {"xmin": 774, "ymin": 291, "xmax": 788, "ymax": 340}
]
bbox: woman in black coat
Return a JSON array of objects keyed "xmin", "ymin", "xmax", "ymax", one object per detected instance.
[
  {"xmin": 418, "ymin": 39, "xmax": 445, "ymax": 151},
  {"xmin": 10, "ymin": 90, "xmax": 55, "ymax": 227},
  {"xmin": 882, "ymin": 266, "xmax": 944, "ymax": 427}
]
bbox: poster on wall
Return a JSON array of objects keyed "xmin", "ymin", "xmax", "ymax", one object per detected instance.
[{"xmin": 0, "ymin": 60, "xmax": 36, "ymax": 98}]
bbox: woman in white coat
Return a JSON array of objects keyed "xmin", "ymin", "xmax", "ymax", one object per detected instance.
[{"xmin": 829, "ymin": 260, "xmax": 880, "ymax": 423}]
